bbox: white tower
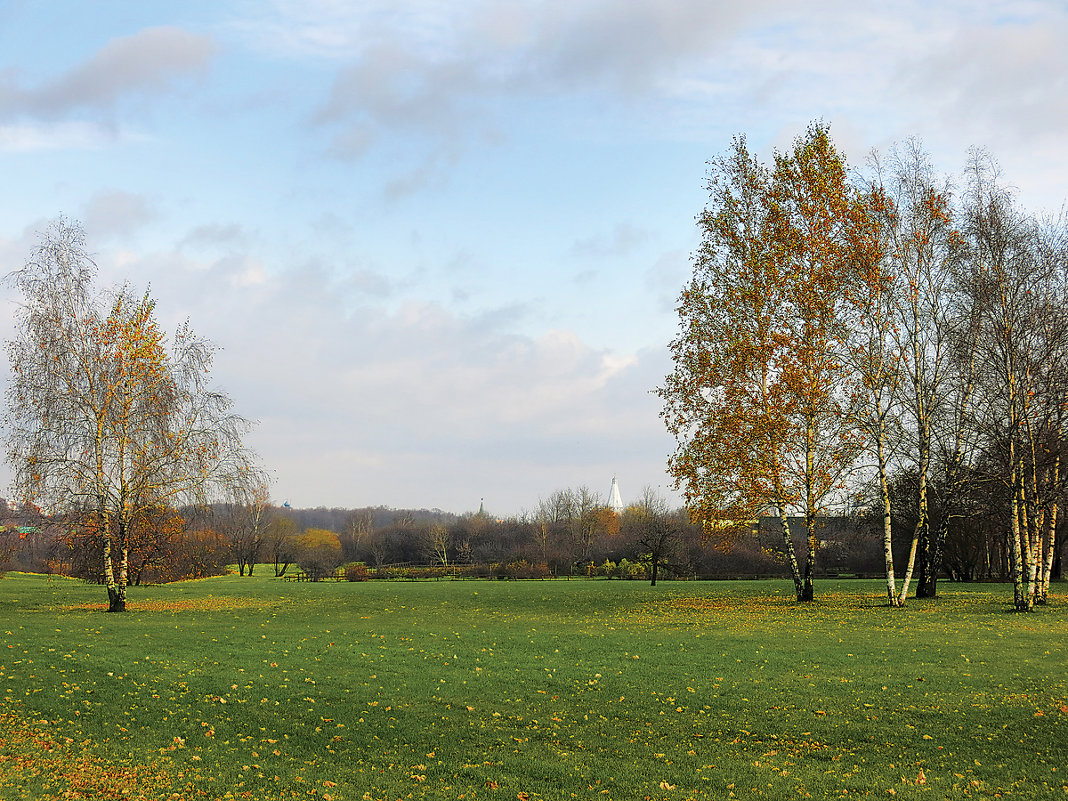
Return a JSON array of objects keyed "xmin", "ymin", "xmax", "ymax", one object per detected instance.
[{"xmin": 607, "ymin": 476, "xmax": 624, "ymax": 515}]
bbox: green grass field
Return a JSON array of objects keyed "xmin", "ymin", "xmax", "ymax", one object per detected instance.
[{"xmin": 0, "ymin": 573, "xmax": 1066, "ymax": 800}]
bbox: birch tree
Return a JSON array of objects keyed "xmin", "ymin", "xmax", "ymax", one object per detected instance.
[
  {"xmin": 661, "ymin": 123, "xmax": 877, "ymax": 601},
  {"xmin": 660, "ymin": 133, "xmax": 805, "ymax": 592},
  {"xmin": 844, "ymin": 178, "xmax": 902, "ymax": 606},
  {"xmin": 4, "ymin": 219, "xmax": 259, "ymax": 611},
  {"xmin": 1007, "ymin": 220, "xmax": 1068, "ymax": 606},
  {"xmin": 865, "ymin": 144, "xmax": 963, "ymax": 603},
  {"xmin": 957, "ymin": 155, "xmax": 1056, "ymax": 611}
]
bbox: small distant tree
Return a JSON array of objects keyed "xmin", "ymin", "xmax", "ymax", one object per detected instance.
[
  {"xmin": 170, "ymin": 529, "xmax": 230, "ymax": 581},
  {"xmin": 264, "ymin": 515, "xmax": 298, "ymax": 576},
  {"xmin": 594, "ymin": 507, "xmax": 621, "ymax": 536},
  {"xmin": 424, "ymin": 524, "xmax": 450, "ymax": 566},
  {"xmin": 297, "ymin": 528, "xmax": 343, "ymax": 580},
  {"xmin": 341, "ymin": 508, "xmax": 375, "ymax": 561},
  {"xmin": 568, "ymin": 486, "xmax": 603, "ymax": 562},
  {"xmin": 622, "ymin": 488, "xmax": 681, "ymax": 586},
  {"xmin": 219, "ymin": 478, "xmax": 272, "ymax": 576},
  {"xmin": 127, "ymin": 504, "xmax": 186, "ymax": 585},
  {"xmin": 364, "ymin": 528, "xmax": 389, "ymax": 568}
]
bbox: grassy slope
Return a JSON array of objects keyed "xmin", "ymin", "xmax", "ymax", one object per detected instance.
[{"xmin": 0, "ymin": 573, "xmax": 1066, "ymax": 800}]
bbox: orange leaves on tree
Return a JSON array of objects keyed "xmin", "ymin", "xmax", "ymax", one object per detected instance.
[{"xmin": 660, "ymin": 123, "xmax": 879, "ymax": 601}]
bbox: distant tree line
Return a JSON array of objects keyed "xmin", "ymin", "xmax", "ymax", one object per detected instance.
[{"xmin": 5, "ymin": 480, "xmax": 1058, "ymax": 585}]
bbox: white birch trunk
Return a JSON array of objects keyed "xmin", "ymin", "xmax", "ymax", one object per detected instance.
[
  {"xmin": 877, "ymin": 407, "xmax": 898, "ymax": 606},
  {"xmin": 777, "ymin": 504, "xmax": 804, "ymax": 602}
]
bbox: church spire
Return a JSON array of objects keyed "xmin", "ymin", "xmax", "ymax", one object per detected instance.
[{"xmin": 608, "ymin": 476, "xmax": 624, "ymax": 515}]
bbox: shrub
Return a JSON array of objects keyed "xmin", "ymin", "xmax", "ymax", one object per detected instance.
[
  {"xmin": 495, "ymin": 560, "xmax": 551, "ymax": 579},
  {"xmin": 616, "ymin": 558, "xmax": 647, "ymax": 580},
  {"xmin": 344, "ymin": 562, "xmax": 369, "ymax": 581}
]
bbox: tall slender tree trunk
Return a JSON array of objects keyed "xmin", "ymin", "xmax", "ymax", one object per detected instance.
[
  {"xmin": 877, "ymin": 418, "xmax": 899, "ymax": 606},
  {"xmin": 109, "ymin": 516, "xmax": 128, "ymax": 612},
  {"xmin": 915, "ymin": 417, "xmax": 937, "ymax": 598},
  {"xmin": 1025, "ymin": 494, "xmax": 1041, "ymax": 606},
  {"xmin": 777, "ymin": 505, "xmax": 804, "ymax": 601},
  {"xmin": 899, "ymin": 421, "xmax": 928, "ymax": 606},
  {"xmin": 801, "ymin": 420, "xmax": 817, "ymax": 602},
  {"xmin": 897, "ymin": 530, "xmax": 920, "ymax": 606},
  {"xmin": 1009, "ymin": 435, "xmax": 1030, "ymax": 612},
  {"xmin": 1021, "ymin": 415, "xmax": 1042, "ymax": 605},
  {"xmin": 101, "ymin": 506, "xmax": 123, "ymax": 611},
  {"xmin": 1038, "ymin": 452, "xmax": 1058, "ymax": 604},
  {"xmin": 1019, "ymin": 478, "xmax": 1033, "ymax": 590}
]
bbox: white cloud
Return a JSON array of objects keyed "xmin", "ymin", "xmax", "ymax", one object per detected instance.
[
  {"xmin": 907, "ymin": 14, "xmax": 1068, "ymax": 144},
  {"xmin": 0, "ymin": 26, "xmax": 216, "ymax": 121},
  {"xmin": 81, "ymin": 190, "xmax": 157, "ymax": 239},
  {"xmin": 0, "ymin": 121, "xmax": 124, "ymax": 151},
  {"xmin": 239, "ymin": 0, "xmax": 793, "ymax": 166},
  {"xmin": 81, "ymin": 234, "xmax": 672, "ymax": 511},
  {"xmin": 571, "ymin": 222, "xmax": 649, "ymax": 259},
  {"xmin": 179, "ymin": 223, "xmax": 249, "ymax": 250}
]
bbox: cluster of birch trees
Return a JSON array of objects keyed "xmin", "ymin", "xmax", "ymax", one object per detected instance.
[{"xmin": 660, "ymin": 124, "xmax": 1068, "ymax": 610}]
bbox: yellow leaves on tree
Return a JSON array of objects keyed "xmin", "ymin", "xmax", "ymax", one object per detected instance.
[
  {"xmin": 297, "ymin": 528, "xmax": 344, "ymax": 580},
  {"xmin": 659, "ymin": 122, "xmax": 881, "ymax": 602}
]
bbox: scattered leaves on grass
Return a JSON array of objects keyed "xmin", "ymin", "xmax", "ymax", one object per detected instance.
[
  {"xmin": 55, "ymin": 597, "xmax": 280, "ymax": 614},
  {"xmin": 0, "ymin": 709, "xmax": 171, "ymax": 800}
]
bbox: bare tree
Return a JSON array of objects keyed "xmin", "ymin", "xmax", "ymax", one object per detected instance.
[
  {"xmin": 4, "ymin": 219, "xmax": 260, "ymax": 611},
  {"xmin": 863, "ymin": 142, "xmax": 963, "ymax": 603},
  {"xmin": 341, "ymin": 508, "xmax": 374, "ymax": 561},
  {"xmin": 264, "ymin": 514, "xmax": 298, "ymax": 576},
  {"xmin": 219, "ymin": 478, "xmax": 272, "ymax": 576},
  {"xmin": 424, "ymin": 524, "xmax": 450, "ymax": 566},
  {"xmin": 623, "ymin": 488, "xmax": 680, "ymax": 586},
  {"xmin": 956, "ymin": 153, "xmax": 1064, "ymax": 611},
  {"xmin": 569, "ymin": 486, "xmax": 603, "ymax": 563}
]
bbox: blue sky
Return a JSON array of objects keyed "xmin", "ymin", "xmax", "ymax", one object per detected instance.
[{"xmin": 1, "ymin": 1, "xmax": 1066, "ymax": 515}]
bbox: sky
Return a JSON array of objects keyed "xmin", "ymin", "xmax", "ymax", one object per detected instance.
[{"xmin": 1, "ymin": 1, "xmax": 1066, "ymax": 517}]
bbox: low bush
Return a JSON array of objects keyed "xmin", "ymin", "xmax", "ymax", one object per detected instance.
[
  {"xmin": 344, "ymin": 562, "xmax": 369, "ymax": 581},
  {"xmin": 494, "ymin": 559, "xmax": 551, "ymax": 579}
]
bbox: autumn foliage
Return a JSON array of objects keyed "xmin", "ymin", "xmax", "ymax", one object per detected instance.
[{"xmin": 660, "ymin": 123, "xmax": 882, "ymax": 601}]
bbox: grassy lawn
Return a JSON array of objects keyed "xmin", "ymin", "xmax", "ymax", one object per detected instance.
[{"xmin": 0, "ymin": 573, "xmax": 1066, "ymax": 800}]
